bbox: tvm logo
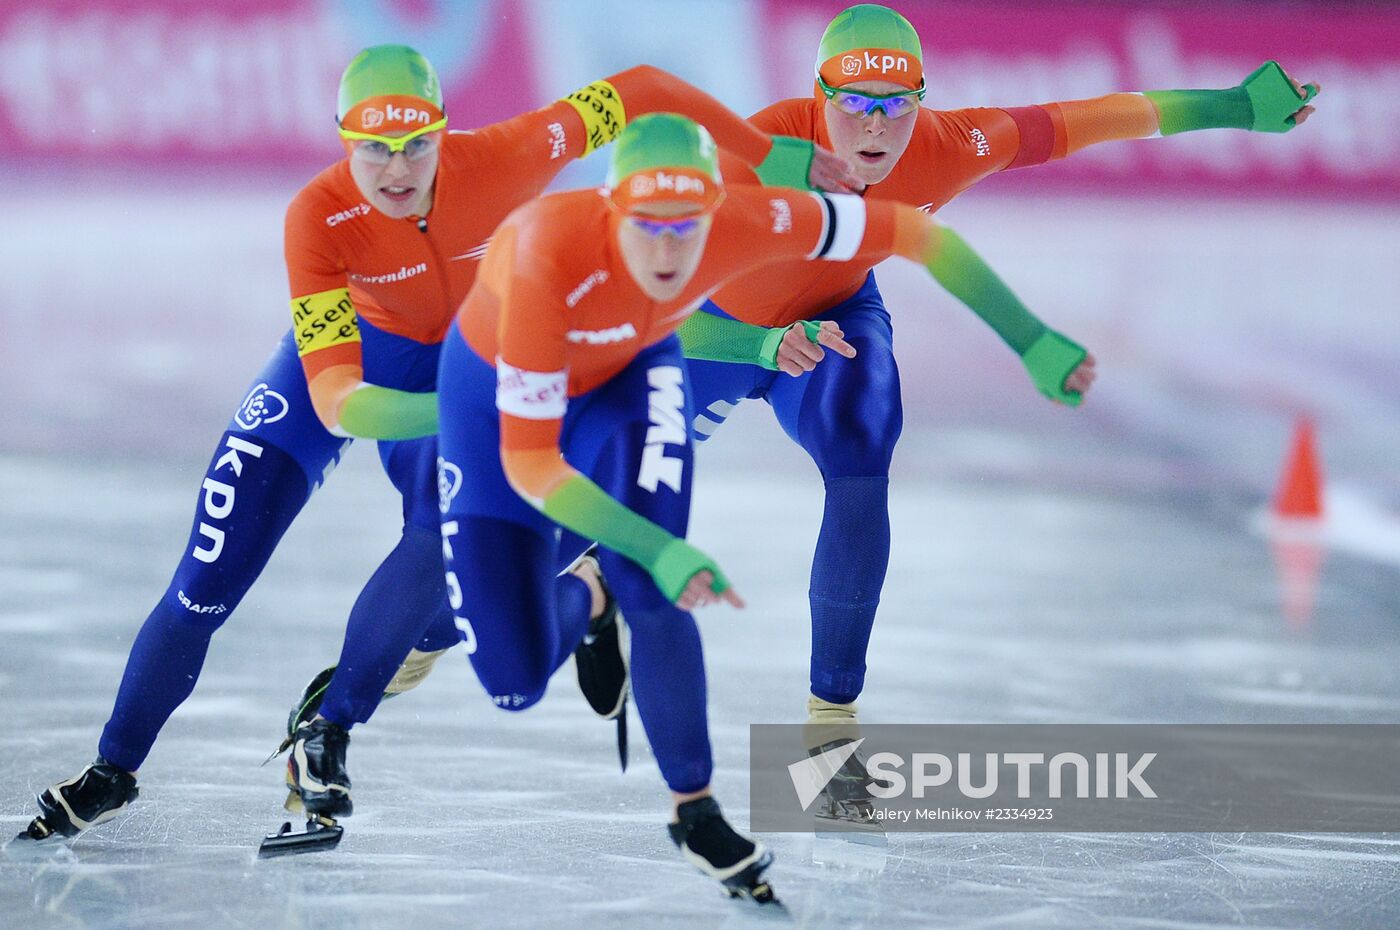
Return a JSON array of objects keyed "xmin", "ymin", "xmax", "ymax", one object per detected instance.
[{"xmin": 637, "ymin": 366, "xmax": 686, "ymax": 493}]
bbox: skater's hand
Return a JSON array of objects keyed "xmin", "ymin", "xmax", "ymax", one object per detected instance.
[
  {"xmin": 756, "ymin": 137, "xmax": 859, "ymax": 193},
  {"xmin": 653, "ymin": 538, "xmax": 745, "ymax": 610},
  {"xmin": 1063, "ymin": 352, "xmax": 1097, "ymax": 400},
  {"xmin": 1021, "ymin": 330, "xmax": 1091, "ymax": 407},
  {"xmin": 775, "ymin": 320, "xmax": 857, "ymax": 377},
  {"xmin": 809, "ymin": 144, "xmax": 861, "ymax": 194},
  {"xmin": 676, "ymin": 570, "xmax": 746, "ymax": 611},
  {"xmin": 1242, "ymin": 62, "xmax": 1319, "ymax": 132},
  {"xmin": 1287, "ymin": 73, "xmax": 1320, "ymax": 127}
]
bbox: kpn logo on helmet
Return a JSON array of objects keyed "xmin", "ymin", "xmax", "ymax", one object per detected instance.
[
  {"xmin": 630, "ymin": 171, "xmax": 707, "ymax": 199},
  {"xmin": 842, "ymin": 50, "xmax": 912, "ymax": 78}
]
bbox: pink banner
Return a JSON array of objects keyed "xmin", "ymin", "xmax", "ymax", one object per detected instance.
[
  {"xmin": 760, "ymin": 0, "xmax": 1400, "ymax": 199},
  {"xmin": 0, "ymin": 0, "xmax": 538, "ymax": 169}
]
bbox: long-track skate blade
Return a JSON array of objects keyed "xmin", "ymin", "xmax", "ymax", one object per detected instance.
[
  {"xmin": 257, "ymin": 819, "xmax": 343, "ymax": 859},
  {"xmin": 723, "ymin": 881, "xmax": 787, "ymax": 913},
  {"xmin": 4, "ymin": 821, "xmax": 75, "ymax": 861}
]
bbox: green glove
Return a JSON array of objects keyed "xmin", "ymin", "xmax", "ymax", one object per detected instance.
[
  {"xmin": 1243, "ymin": 60, "xmax": 1317, "ymax": 133},
  {"xmin": 652, "ymin": 538, "xmax": 732, "ymax": 603},
  {"xmin": 1021, "ymin": 330, "xmax": 1087, "ymax": 406},
  {"xmin": 755, "ymin": 135, "xmax": 816, "ymax": 190},
  {"xmin": 757, "ymin": 320, "xmax": 823, "ymax": 370}
]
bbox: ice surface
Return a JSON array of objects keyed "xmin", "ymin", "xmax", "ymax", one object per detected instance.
[{"xmin": 2, "ymin": 184, "xmax": 1399, "ymax": 928}]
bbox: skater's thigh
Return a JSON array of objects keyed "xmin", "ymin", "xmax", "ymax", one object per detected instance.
[
  {"xmin": 228, "ymin": 330, "xmax": 352, "ymax": 488},
  {"xmin": 437, "ymin": 332, "xmax": 558, "ymax": 667},
  {"xmin": 565, "ymin": 336, "xmax": 695, "ymax": 611},
  {"xmin": 378, "ymin": 435, "xmax": 441, "ymax": 532},
  {"xmin": 767, "ymin": 296, "xmax": 902, "ymax": 478},
  {"xmin": 683, "ymin": 302, "xmax": 777, "ymax": 445}
]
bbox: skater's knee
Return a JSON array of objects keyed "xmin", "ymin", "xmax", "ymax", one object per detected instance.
[
  {"xmin": 470, "ymin": 652, "xmax": 550, "ymax": 712},
  {"xmin": 153, "ymin": 589, "xmax": 230, "ymax": 634},
  {"xmin": 480, "ymin": 679, "xmax": 545, "ymax": 712},
  {"xmin": 802, "ymin": 403, "xmax": 901, "ymax": 478}
]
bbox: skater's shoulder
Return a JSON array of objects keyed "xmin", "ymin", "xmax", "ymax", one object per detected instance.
[{"xmin": 285, "ymin": 162, "xmax": 363, "ymax": 230}]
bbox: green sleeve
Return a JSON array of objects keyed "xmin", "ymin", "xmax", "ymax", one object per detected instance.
[
  {"xmin": 677, "ymin": 313, "xmax": 823, "ymax": 369},
  {"xmin": 1144, "ymin": 61, "xmax": 1316, "ymax": 135},
  {"xmin": 338, "ymin": 385, "xmax": 439, "ymax": 440},
  {"xmin": 541, "ymin": 475, "xmax": 729, "ymax": 603},
  {"xmin": 925, "ymin": 227, "xmax": 1046, "ymax": 355},
  {"xmin": 924, "ymin": 227, "xmax": 1086, "ymax": 405},
  {"xmin": 754, "ymin": 136, "xmax": 817, "ymax": 189}
]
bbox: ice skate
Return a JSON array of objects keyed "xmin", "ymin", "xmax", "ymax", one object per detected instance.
[
  {"xmin": 804, "ymin": 696, "xmax": 885, "ymax": 845},
  {"xmin": 568, "ymin": 546, "xmax": 630, "ymax": 769},
  {"xmin": 269, "ymin": 646, "xmax": 449, "ymax": 761},
  {"xmin": 669, "ymin": 797, "xmax": 782, "ymax": 907},
  {"xmin": 258, "ymin": 718, "xmax": 351, "ymax": 858},
  {"xmin": 8, "ymin": 759, "xmax": 138, "ymax": 850}
]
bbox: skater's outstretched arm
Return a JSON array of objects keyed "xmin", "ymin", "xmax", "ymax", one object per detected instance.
[
  {"xmin": 925, "ymin": 62, "xmax": 1318, "ymax": 190},
  {"xmin": 677, "ymin": 314, "xmax": 857, "ymax": 377},
  {"xmin": 683, "ymin": 187, "xmax": 1096, "ymax": 404},
  {"xmin": 883, "ymin": 206, "xmax": 1096, "ymax": 405},
  {"xmin": 996, "ymin": 61, "xmax": 1318, "ymax": 167}
]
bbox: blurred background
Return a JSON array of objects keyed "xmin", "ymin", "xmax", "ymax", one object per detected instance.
[
  {"xmin": 3, "ymin": 0, "xmax": 1397, "ymax": 484},
  {"xmin": 3, "ymin": 3, "xmax": 1400, "ymax": 927}
]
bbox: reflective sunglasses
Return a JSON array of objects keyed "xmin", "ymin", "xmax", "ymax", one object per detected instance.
[
  {"xmin": 626, "ymin": 215, "xmax": 708, "ymax": 238},
  {"xmin": 338, "ymin": 117, "xmax": 448, "ymax": 164},
  {"xmin": 818, "ymin": 77, "xmax": 925, "ymax": 119}
]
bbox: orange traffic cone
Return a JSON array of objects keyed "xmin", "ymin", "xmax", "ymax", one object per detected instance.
[{"xmin": 1274, "ymin": 418, "xmax": 1324, "ymax": 520}]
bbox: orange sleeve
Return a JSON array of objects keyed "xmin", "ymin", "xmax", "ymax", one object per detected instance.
[
  {"xmin": 717, "ymin": 147, "xmax": 760, "ymax": 186},
  {"xmin": 489, "ymin": 227, "xmax": 572, "ymax": 455},
  {"xmin": 606, "ymin": 65, "xmax": 772, "ymax": 168},
  {"xmin": 284, "ymin": 188, "xmax": 364, "ymax": 431},
  {"xmin": 483, "ymin": 226, "xmax": 581, "ymax": 502},
  {"xmin": 453, "ymin": 100, "xmax": 592, "ymax": 199},
  {"xmin": 744, "ymin": 98, "xmax": 813, "ymax": 137},
  {"xmin": 995, "ymin": 95, "xmax": 1158, "ymax": 167},
  {"xmin": 708, "ymin": 186, "xmax": 900, "ymax": 271},
  {"xmin": 923, "ymin": 108, "xmax": 1021, "ymax": 194}
]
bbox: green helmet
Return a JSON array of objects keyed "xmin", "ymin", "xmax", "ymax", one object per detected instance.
[
  {"xmin": 605, "ymin": 113, "xmax": 721, "ymax": 190},
  {"xmin": 337, "ymin": 45, "xmax": 443, "ymax": 124},
  {"xmin": 816, "ymin": 4, "xmax": 924, "ymax": 91}
]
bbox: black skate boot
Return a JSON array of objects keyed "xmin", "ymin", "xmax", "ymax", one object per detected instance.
[
  {"xmin": 11, "ymin": 758, "xmax": 139, "ymax": 846},
  {"xmin": 269, "ymin": 646, "xmax": 449, "ymax": 762},
  {"xmin": 810, "ymin": 737, "xmax": 886, "ymax": 844},
  {"xmin": 669, "ymin": 797, "xmax": 780, "ymax": 906},
  {"xmin": 285, "ymin": 718, "xmax": 352, "ymax": 818},
  {"xmin": 258, "ymin": 719, "xmax": 350, "ymax": 858},
  {"xmin": 569, "ymin": 546, "xmax": 629, "ymax": 769}
]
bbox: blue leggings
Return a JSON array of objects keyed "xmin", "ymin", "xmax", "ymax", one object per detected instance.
[
  {"xmin": 437, "ymin": 331, "xmax": 712, "ymax": 794},
  {"xmin": 687, "ymin": 272, "xmax": 901, "ymax": 706},
  {"xmin": 98, "ymin": 328, "xmax": 458, "ymax": 771}
]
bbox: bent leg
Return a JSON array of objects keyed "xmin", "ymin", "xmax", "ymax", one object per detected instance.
[
  {"xmin": 99, "ymin": 334, "xmax": 348, "ymax": 770},
  {"xmin": 567, "ymin": 337, "xmax": 712, "ymax": 793},
  {"xmin": 766, "ymin": 283, "xmax": 902, "ymax": 706},
  {"xmin": 436, "ymin": 332, "xmax": 591, "ymax": 710}
]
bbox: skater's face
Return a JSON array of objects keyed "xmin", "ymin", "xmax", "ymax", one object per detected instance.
[
  {"xmin": 822, "ymin": 79, "xmax": 920, "ymax": 187},
  {"xmin": 615, "ymin": 200, "xmax": 714, "ymax": 303},
  {"xmin": 345, "ymin": 127, "xmax": 441, "ymax": 220}
]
